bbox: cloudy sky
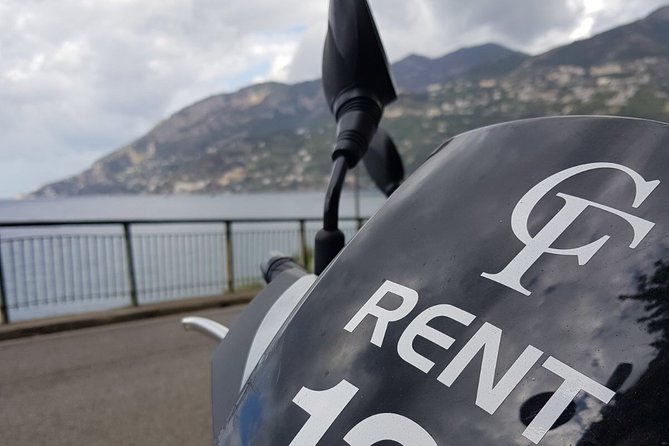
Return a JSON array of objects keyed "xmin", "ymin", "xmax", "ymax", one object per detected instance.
[{"xmin": 0, "ymin": 0, "xmax": 666, "ymax": 198}]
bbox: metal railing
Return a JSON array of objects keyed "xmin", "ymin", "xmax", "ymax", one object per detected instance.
[{"xmin": 0, "ymin": 218, "xmax": 365, "ymax": 323}]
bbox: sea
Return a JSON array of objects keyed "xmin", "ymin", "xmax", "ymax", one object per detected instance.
[{"xmin": 0, "ymin": 191, "xmax": 386, "ymax": 322}]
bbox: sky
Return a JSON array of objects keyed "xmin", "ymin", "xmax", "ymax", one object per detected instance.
[{"xmin": 0, "ymin": 0, "xmax": 667, "ymax": 199}]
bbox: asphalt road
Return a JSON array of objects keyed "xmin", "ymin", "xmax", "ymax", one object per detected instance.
[{"xmin": 0, "ymin": 305, "xmax": 244, "ymax": 446}]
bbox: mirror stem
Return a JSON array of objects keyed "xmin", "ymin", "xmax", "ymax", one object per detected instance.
[
  {"xmin": 315, "ymin": 157, "xmax": 348, "ymax": 274},
  {"xmin": 323, "ymin": 157, "xmax": 347, "ymax": 230}
]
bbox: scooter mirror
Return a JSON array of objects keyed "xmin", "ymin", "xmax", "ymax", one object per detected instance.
[
  {"xmin": 322, "ymin": 0, "xmax": 396, "ymax": 114},
  {"xmin": 315, "ymin": 0, "xmax": 398, "ymax": 273},
  {"xmin": 363, "ymin": 128, "xmax": 404, "ymax": 197}
]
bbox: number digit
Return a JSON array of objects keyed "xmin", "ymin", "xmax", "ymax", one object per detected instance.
[
  {"xmin": 290, "ymin": 380, "xmax": 358, "ymax": 445},
  {"xmin": 344, "ymin": 413, "xmax": 438, "ymax": 446}
]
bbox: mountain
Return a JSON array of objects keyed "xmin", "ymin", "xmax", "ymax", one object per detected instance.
[
  {"xmin": 392, "ymin": 43, "xmax": 528, "ymax": 91},
  {"xmin": 527, "ymin": 6, "xmax": 669, "ymax": 68},
  {"xmin": 36, "ymin": 81, "xmax": 333, "ymax": 195},
  {"xmin": 33, "ymin": 7, "xmax": 669, "ymax": 197}
]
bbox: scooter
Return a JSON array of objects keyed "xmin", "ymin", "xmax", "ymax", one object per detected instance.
[{"xmin": 184, "ymin": 1, "xmax": 669, "ymax": 444}]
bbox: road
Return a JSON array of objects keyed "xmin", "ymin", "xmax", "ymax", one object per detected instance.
[{"xmin": 0, "ymin": 305, "xmax": 243, "ymax": 446}]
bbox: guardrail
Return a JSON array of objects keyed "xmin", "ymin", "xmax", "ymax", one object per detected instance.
[{"xmin": 0, "ymin": 218, "xmax": 365, "ymax": 323}]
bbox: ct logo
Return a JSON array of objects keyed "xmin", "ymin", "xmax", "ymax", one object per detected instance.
[{"xmin": 482, "ymin": 162, "xmax": 660, "ymax": 296}]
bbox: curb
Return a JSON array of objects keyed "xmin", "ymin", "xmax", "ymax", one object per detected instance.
[{"xmin": 0, "ymin": 292, "xmax": 255, "ymax": 342}]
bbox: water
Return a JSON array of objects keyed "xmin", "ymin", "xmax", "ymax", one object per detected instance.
[
  {"xmin": 0, "ymin": 191, "xmax": 386, "ymax": 322},
  {"xmin": 0, "ymin": 191, "xmax": 384, "ymax": 222}
]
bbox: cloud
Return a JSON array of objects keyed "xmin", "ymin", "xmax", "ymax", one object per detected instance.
[
  {"xmin": 0, "ymin": 0, "xmax": 663, "ymax": 197},
  {"xmin": 587, "ymin": 0, "xmax": 668, "ymax": 34}
]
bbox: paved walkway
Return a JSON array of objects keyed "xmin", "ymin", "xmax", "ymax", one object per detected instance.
[{"xmin": 0, "ymin": 305, "xmax": 243, "ymax": 446}]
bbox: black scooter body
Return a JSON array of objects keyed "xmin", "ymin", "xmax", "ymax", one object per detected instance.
[{"xmin": 217, "ymin": 116, "xmax": 669, "ymax": 445}]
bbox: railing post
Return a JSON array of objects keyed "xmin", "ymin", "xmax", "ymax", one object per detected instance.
[
  {"xmin": 298, "ymin": 220, "xmax": 308, "ymax": 269},
  {"xmin": 224, "ymin": 221, "xmax": 234, "ymax": 293},
  {"xmin": 0, "ymin": 235, "xmax": 9, "ymax": 324},
  {"xmin": 122, "ymin": 223, "xmax": 139, "ymax": 306}
]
